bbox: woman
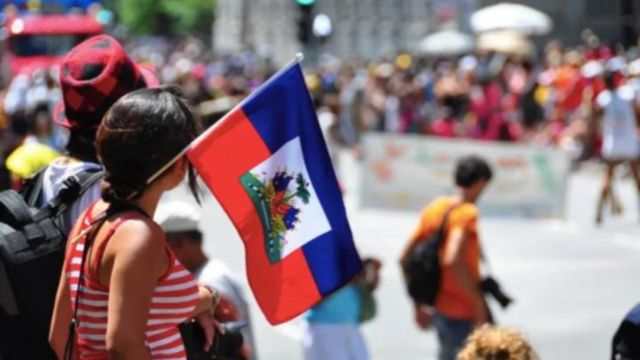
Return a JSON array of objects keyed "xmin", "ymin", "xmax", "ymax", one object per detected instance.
[
  {"xmin": 595, "ymin": 70, "xmax": 640, "ymax": 224},
  {"xmin": 49, "ymin": 86, "xmax": 219, "ymax": 360}
]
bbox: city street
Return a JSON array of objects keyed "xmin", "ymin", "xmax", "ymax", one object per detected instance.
[
  {"xmin": 3, "ymin": 1, "xmax": 640, "ymax": 360},
  {"xmin": 165, "ymin": 169, "xmax": 640, "ymax": 360}
]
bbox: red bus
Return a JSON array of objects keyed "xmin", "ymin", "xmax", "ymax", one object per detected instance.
[{"xmin": 2, "ymin": 14, "xmax": 103, "ymax": 81}]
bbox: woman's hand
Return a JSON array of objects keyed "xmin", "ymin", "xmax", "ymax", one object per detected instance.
[
  {"xmin": 194, "ymin": 312, "xmax": 225, "ymax": 352},
  {"xmin": 195, "ymin": 312, "xmax": 214, "ymax": 352}
]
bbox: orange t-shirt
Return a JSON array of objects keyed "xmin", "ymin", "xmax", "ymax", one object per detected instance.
[{"xmin": 409, "ymin": 197, "xmax": 481, "ymax": 320}]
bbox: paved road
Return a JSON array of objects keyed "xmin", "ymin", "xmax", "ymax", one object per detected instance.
[{"xmin": 165, "ymin": 170, "xmax": 640, "ymax": 360}]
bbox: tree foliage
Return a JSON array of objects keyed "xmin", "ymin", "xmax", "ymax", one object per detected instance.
[{"xmin": 106, "ymin": 0, "xmax": 216, "ymax": 38}]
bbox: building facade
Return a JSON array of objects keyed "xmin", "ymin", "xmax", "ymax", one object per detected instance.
[
  {"xmin": 214, "ymin": 0, "xmax": 442, "ymax": 64},
  {"xmin": 214, "ymin": 0, "xmax": 640, "ymax": 65}
]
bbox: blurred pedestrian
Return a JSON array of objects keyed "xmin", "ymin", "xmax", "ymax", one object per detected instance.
[
  {"xmin": 49, "ymin": 85, "xmax": 218, "ymax": 360},
  {"xmin": 469, "ymin": 72, "xmax": 509, "ymax": 141},
  {"xmin": 156, "ymin": 201, "xmax": 258, "ymax": 360},
  {"xmin": 401, "ymin": 156, "xmax": 493, "ymax": 360},
  {"xmin": 594, "ymin": 69, "xmax": 640, "ymax": 224},
  {"xmin": 34, "ymin": 34, "xmax": 160, "ymax": 234},
  {"xmin": 520, "ymin": 61, "xmax": 544, "ymax": 131},
  {"xmin": 612, "ymin": 303, "xmax": 640, "ymax": 360},
  {"xmin": 555, "ymin": 51, "xmax": 586, "ymax": 123},
  {"xmin": 303, "ymin": 258, "xmax": 381, "ymax": 360},
  {"xmin": 4, "ymin": 73, "xmax": 30, "ymax": 122},
  {"xmin": 456, "ymin": 325, "xmax": 538, "ymax": 360}
]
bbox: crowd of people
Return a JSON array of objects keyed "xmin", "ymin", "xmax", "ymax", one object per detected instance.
[
  {"xmin": 2, "ymin": 29, "xmax": 640, "ymax": 360},
  {"xmin": 307, "ymin": 37, "xmax": 640, "ymax": 164},
  {"xmin": 8, "ymin": 30, "xmax": 640, "ymax": 190}
]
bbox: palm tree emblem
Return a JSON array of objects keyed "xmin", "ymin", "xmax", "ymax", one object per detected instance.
[{"xmin": 242, "ymin": 169, "xmax": 313, "ymax": 263}]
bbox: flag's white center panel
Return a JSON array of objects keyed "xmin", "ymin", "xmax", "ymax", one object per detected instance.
[{"xmin": 244, "ymin": 137, "xmax": 332, "ymax": 261}]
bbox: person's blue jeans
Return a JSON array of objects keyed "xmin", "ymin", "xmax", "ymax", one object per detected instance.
[{"xmin": 432, "ymin": 312, "xmax": 474, "ymax": 360}]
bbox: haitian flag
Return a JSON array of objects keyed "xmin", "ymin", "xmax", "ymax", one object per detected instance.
[{"xmin": 187, "ymin": 61, "xmax": 363, "ymax": 325}]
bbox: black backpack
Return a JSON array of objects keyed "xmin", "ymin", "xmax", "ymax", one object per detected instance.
[
  {"xmin": 0, "ymin": 168, "xmax": 104, "ymax": 360},
  {"xmin": 405, "ymin": 205, "xmax": 458, "ymax": 306}
]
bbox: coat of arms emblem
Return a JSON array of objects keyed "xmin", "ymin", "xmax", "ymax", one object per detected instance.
[{"xmin": 241, "ymin": 169, "xmax": 311, "ymax": 263}]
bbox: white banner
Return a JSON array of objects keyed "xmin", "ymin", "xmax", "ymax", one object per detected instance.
[{"xmin": 359, "ymin": 134, "xmax": 570, "ymax": 218}]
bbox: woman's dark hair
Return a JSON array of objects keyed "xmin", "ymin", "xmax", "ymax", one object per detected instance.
[
  {"xmin": 97, "ymin": 85, "xmax": 203, "ymax": 204},
  {"xmin": 455, "ymin": 155, "xmax": 493, "ymax": 188}
]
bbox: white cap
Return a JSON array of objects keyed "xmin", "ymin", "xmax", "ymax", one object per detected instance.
[
  {"xmin": 629, "ymin": 59, "xmax": 640, "ymax": 77},
  {"xmin": 606, "ymin": 56, "xmax": 627, "ymax": 73},
  {"xmin": 155, "ymin": 201, "xmax": 201, "ymax": 233},
  {"xmin": 581, "ymin": 60, "xmax": 604, "ymax": 79},
  {"xmin": 459, "ymin": 55, "xmax": 478, "ymax": 72}
]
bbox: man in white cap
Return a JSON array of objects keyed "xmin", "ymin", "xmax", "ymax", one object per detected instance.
[{"xmin": 155, "ymin": 201, "xmax": 257, "ymax": 360}]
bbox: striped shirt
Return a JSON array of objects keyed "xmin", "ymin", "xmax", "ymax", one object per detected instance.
[{"xmin": 66, "ymin": 205, "xmax": 200, "ymax": 360}]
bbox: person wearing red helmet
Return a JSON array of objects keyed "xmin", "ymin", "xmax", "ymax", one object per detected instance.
[{"xmin": 37, "ymin": 35, "xmax": 159, "ymax": 235}]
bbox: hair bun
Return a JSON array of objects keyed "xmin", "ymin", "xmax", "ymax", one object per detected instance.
[{"xmin": 102, "ymin": 173, "xmax": 146, "ymax": 203}]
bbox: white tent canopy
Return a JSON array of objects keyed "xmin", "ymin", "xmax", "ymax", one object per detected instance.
[
  {"xmin": 477, "ymin": 30, "xmax": 535, "ymax": 57},
  {"xmin": 416, "ymin": 29, "xmax": 475, "ymax": 56},
  {"xmin": 471, "ymin": 3, "xmax": 553, "ymax": 35}
]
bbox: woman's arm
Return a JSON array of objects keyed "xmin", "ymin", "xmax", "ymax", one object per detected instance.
[
  {"xmin": 49, "ymin": 261, "xmax": 78, "ymax": 360},
  {"xmin": 50, "ymin": 216, "xmax": 86, "ymax": 360},
  {"xmin": 192, "ymin": 285, "xmax": 215, "ymax": 316},
  {"xmin": 105, "ymin": 220, "xmax": 167, "ymax": 360}
]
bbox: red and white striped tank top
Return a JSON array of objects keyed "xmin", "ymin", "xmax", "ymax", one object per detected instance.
[{"xmin": 66, "ymin": 203, "xmax": 200, "ymax": 360}]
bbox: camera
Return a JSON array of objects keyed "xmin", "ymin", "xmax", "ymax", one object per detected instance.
[
  {"xmin": 180, "ymin": 321, "xmax": 247, "ymax": 360},
  {"xmin": 480, "ymin": 276, "xmax": 513, "ymax": 309}
]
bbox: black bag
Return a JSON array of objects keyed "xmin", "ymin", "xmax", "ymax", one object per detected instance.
[
  {"xmin": 180, "ymin": 321, "xmax": 247, "ymax": 360},
  {"xmin": 0, "ymin": 168, "xmax": 103, "ymax": 360},
  {"xmin": 405, "ymin": 205, "xmax": 458, "ymax": 306}
]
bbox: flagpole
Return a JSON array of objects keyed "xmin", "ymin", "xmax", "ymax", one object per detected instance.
[{"xmin": 144, "ymin": 53, "xmax": 305, "ymax": 186}]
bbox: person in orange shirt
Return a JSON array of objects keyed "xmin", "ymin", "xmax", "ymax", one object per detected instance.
[{"xmin": 401, "ymin": 155, "xmax": 493, "ymax": 360}]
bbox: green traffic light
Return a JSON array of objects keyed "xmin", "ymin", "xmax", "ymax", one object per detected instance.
[{"xmin": 296, "ymin": 0, "xmax": 316, "ymax": 5}]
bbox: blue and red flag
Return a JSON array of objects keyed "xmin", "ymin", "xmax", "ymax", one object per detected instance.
[{"xmin": 187, "ymin": 60, "xmax": 362, "ymax": 324}]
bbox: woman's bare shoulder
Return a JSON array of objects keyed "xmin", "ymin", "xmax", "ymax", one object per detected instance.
[{"xmin": 108, "ymin": 215, "xmax": 166, "ymax": 258}]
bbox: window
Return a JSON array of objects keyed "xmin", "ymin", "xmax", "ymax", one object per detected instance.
[{"xmin": 10, "ymin": 34, "xmax": 91, "ymax": 57}]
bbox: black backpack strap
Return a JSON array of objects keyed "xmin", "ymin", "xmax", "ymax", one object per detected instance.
[
  {"xmin": 0, "ymin": 190, "xmax": 34, "ymax": 227},
  {"xmin": 34, "ymin": 169, "xmax": 105, "ymax": 223},
  {"xmin": 0, "ymin": 255, "xmax": 18, "ymax": 316},
  {"xmin": 0, "ymin": 191, "xmax": 36, "ymax": 317},
  {"xmin": 22, "ymin": 167, "xmax": 47, "ymax": 208},
  {"xmin": 431, "ymin": 203, "xmax": 461, "ymax": 250},
  {"xmin": 63, "ymin": 209, "xmax": 108, "ymax": 360}
]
